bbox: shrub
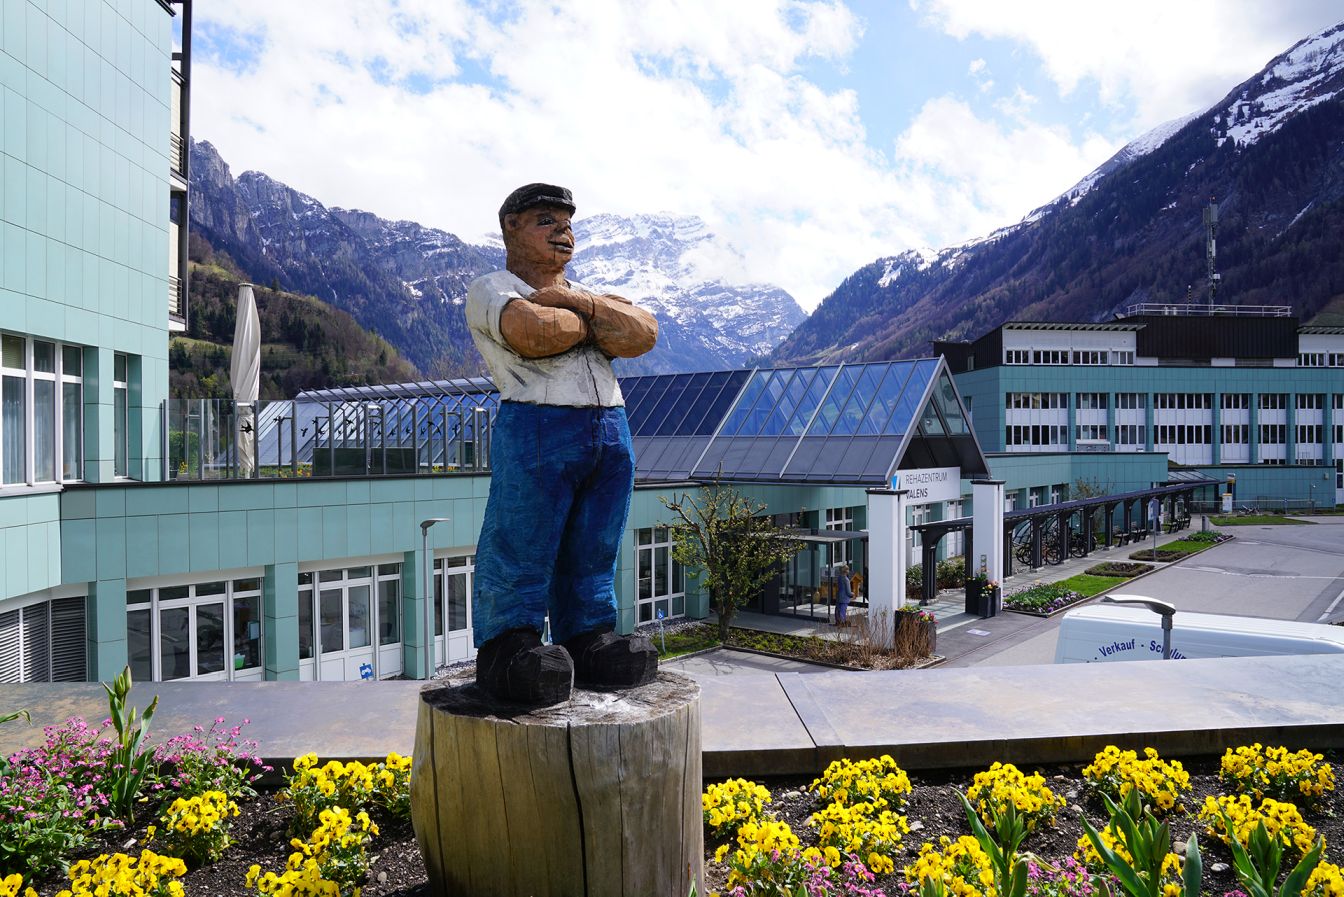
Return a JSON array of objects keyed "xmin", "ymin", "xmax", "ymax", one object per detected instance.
[
  {"xmin": 904, "ymin": 834, "xmax": 996, "ymax": 897},
  {"xmin": 1219, "ymin": 745, "xmax": 1334, "ymax": 813},
  {"xmin": 1198, "ymin": 794, "xmax": 1317, "ymax": 856},
  {"xmin": 1082, "ymin": 746, "xmax": 1191, "ymax": 815},
  {"xmin": 54, "ymin": 850, "xmax": 187, "ymax": 897},
  {"xmin": 937, "ymin": 556, "xmax": 967, "ymax": 589},
  {"xmin": 907, "ymin": 563, "xmax": 925, "ymax": 595},
  {"xmin": 808, "ymin": 800, "xmax": 907, "ymax": 872},
  {"xmin": 1004, "ymin": 583, "xmax": 1084, "ymax": 614},
  {"xmin": 1, "ymin": 719, "xmax": 119, "ymax": 876},
  {"xmin": 278, "ymin": 753, "xmax": 412, "ymax": 836},
  {"xmin": 808, "ymin": 755, "xmax": 913, "ymax": 810},
  {"xmin": 151, "ymin": 718, "xmax": 270, "ymax": 802},
  {"xmin": 1084, "ymin": 563, "xmax": 1153, "ymax": 578},
  {"xmin": 966, "ymin": 762, "xmax": 1064, "ymax": 833},
  {"xmin": 703, "ymin": 778, "xmax": 772, "ymax": 839},
  {"xmin": 151, "ymin": 790, "xmax": 239, "ymax": 867}
]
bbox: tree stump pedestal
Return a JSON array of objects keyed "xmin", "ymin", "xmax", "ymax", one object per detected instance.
[{"xmin": 410, "ymin": 672, "xmax": 703, "ymax": 897}]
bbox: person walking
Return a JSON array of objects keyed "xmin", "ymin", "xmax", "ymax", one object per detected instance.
[{"xmin": 834, "ymin": 564, "xmax": 852, "ymax": 626}]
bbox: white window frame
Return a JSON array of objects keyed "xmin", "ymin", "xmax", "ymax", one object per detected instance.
[
  {"xmin": 126, "ymin": 577, "xmax": 264, "ymax": 682},
  {"xmin": 297, "ymin": 562, "xmax": 403, "ymax": 681},
  {"xmin": 636, "ymin": 526, "xmax": 685, "ymax": 625},
  {"xmin": 0, "ymin": 334, "xmax": 86, "ymax": 487},
  {"xmin": 113, "ymin": 353, "xmax": 129, "ymax": 478},
  {"xmin": 432, "ymin": 555, "xmax": 473, "ymax": 668}
]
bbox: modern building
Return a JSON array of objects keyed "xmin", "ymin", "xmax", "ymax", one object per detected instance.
[{"xmin": 936, "ymin": 305, "xmax": 1344, "ymax": 510}]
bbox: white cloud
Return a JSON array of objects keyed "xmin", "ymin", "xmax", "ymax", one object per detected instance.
[
  {"xmin": 912, "ymin": 0, "xmax": 1344, "ymax": 132},
  {"xmin": 191, "ymin": 1, "xmax": 1339, "ymax": 314},
  {"xmin": 890, "ymin": 97, "xmax": 1119, "ymax": 245}
]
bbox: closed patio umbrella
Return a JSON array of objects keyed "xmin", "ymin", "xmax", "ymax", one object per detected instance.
[{"xmin": 231, "ymin": 283, "xmax": 261, "ymax": 476}]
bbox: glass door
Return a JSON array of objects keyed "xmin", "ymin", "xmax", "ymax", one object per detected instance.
[{"xmin": 434, "ymin": 556, "xmax": 475, "ymax": 668}]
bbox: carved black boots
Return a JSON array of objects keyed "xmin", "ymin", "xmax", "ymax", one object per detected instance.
[{"xmin": 475, "ymin": 627, "xmax": 658, "ymax": 706}]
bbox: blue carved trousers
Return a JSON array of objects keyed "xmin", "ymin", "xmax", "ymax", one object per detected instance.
[{"xmin": 472, "ymin": 401, "xmax": 634, "ymax": 647}]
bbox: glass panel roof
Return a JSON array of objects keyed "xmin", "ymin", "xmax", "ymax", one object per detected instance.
[{"xmin": 275, "ymin": 361, "xmax": 986, "ymax": 486}]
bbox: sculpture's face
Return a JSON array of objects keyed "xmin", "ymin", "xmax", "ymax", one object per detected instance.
[{"xmin": 503, "ymin": 205, "xmax": 574, "ymax": 275}]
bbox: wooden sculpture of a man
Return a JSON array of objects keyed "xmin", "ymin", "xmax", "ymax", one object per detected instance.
[{"xmin": 465, "ymin": 183, "xmax": 660, "ymax": 705}]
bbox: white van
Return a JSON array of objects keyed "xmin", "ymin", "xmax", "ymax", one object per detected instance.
[{"xmin": 1054, "ymin": 601, "xmax": 1344, "ymax": 663}]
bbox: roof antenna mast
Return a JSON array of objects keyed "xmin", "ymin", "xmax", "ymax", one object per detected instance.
[{"xmin": 1203, "ymin": 195, "xmax": 1220, "ymax": 305}]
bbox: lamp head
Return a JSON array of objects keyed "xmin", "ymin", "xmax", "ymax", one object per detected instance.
[
  {"xmin": 1101, "ymin": 594, "xmax": 1175, "ymax": 618},
  {"xmin": 420, "ymin": 517, "xmax": 450, "ymax": 533}
]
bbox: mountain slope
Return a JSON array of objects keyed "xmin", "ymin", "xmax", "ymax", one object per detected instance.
[
  {"xmin": 189, "ymin": 142, "xmax": 805, "ymax": 376},
  {"xmin": 771, "ymin": 21, "xmax": 1344, "ymax": 364},
  {"xmin": 172, "ymin": 237, "xmax": 418, "ymax": 399}
]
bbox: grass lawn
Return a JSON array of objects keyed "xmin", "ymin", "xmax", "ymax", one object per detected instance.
[
  {"xmin": 1210, "ymin": 514, "xmax": 1314, "ymax": 525},
  {"xmin": 1055, "ymin": 573, "xmax": 1128, "ymax": 597}
]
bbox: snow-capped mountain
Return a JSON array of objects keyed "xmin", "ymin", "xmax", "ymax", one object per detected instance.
[
  {"xmin": 570, "ymin": 214, "xmax": 806, "ymax": 374},
  {"xmin": 771, "ymin": 20, "xmax": 1344, "ymax": 365},
  {"xmin": 189, "ymin": 140, "xmax": 803, "ymax": 376}
]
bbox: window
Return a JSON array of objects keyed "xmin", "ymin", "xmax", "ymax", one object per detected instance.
[
  {"xmin": 1221, "ymin": 424, "xmax": 1249, "ymax": 444},
  {"xmin": 61, "ymin": 347, "xmax": 82, "ymax": 480},
  {"xmin": 1331, "ymin": 354, "xmax": 1344, "ymax": 367},
  {"xmin": 1076, "ymin": 393, "xmax": 1108, "ymax": 410},
  {"xmin": 1220, "ymin": 393, "xmax": 1250, "ymax": 410},
  {"xmin": 636, "ymin": 526, "xmax": 684, "ymax": 624},
  {"xmin": 1076, "ymin": 424, "xmax": 1107, "ymax": 441},
  {"xmin": 1299, "ymin": 353, "xmax": 1325, "ymax": 367},
  {"xmin": 1115, "ymin": 424, "xmax": 1144, "ymax": 445},
  {"xmin": 1, "ymin": 335, "xmax": 86, "ymax": 486},
  {"xmin": 1258, "ymin": 393, "xmax": 1287, "ymax": 411},
  {"xmin": 1116, "ymin": 393, "xmax": 1145, "ymax": 410},
  {"xmin": 1004, "ymin": 349, "xmax": 1030, "ymax": 364},
  {"xmin": 1111, "ymin": 351, "xmax": 1135, "ymax": 366},
  {"xmin": 114, "ymin": 354, "xmax": 128, "ymax": 478},
  {"xmin": 824, "ymin": 507, "xmax": 858, "ymax": 569},
  {"xmin": 1259, "ymin": 424, "xmax": 1286, "ymax": 444},
  {"xmin": 1031, "ymin": 349, "xmax": 1068, "ymax": 365},
  {"xmin": 1297, "ymin": 425, "xmax": 1322, "ymax": 445},
  {"xmin": 1072, "ymin": 350, "xmax": 1106, "ymax": 365},
  {"xmin": 126, "ymin": 579, "xmax": 262, "ymax": 682},
  {"xmin": 0, "ymin": 595, "xmax": 85, "ymax": 683},
  {"xmin": 1, "ymin": 335, "xmax": 25, "ymax": 485},
  {"xmin": 1296, "ymin": 394, "xmax": 1324, "ymax": 410}
]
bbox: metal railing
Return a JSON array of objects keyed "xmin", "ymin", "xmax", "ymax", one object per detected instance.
[
  {"xmin": 168, "ymin": 275, "xmax": 183, "ymax": 318},
  {"xmin": 1123, "ymin": 303, "xmax": 1293, "ymax": 318},
  {"xmin": 162, "ymin": 396, "xmax": 497, "ymax": 481}
]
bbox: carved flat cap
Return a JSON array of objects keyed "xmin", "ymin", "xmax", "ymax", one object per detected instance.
[{"xmin": 498, "ymin": 183, "xmax": 576, "ymax": 227}]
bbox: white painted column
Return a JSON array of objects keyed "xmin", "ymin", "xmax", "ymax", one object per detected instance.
[
  {"xmin": 865, "ymin": 488, "xmax": 908, "ymax": 643},
  {"xmin": 972, "ymin": 479, "xmax": 1005, "ymax": 613}
]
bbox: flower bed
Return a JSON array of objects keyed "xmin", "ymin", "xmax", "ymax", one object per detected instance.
[
  {"xmin": 5, "ymin": 679, "xmax": 1344, "ymax": 897},
  {"xmin": 1083, "ymin": 561, "xmax": 1154, "ymax": 578},
  {"xmin": 700, "ymin": 744, "xmax": 1344, "ymax": 897},
  {"xmin": 652, "ymin": 621, "xmax": 937, "ymax": 670},
  {"xmin": 1002, "ymin": 572, "xmax": 1130, "ymax": 616}
]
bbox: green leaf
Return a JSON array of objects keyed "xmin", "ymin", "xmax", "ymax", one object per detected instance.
[
  {"xmin": 1181, "ymin": 833, "xmax": 1203, "ymax": 897},
  {"xmin": 1279, "ymin": 839, "xmax": 1324, "ymax": 897},
  {"xmin": 1081, "ymin": 813, "xmax": 1150, "ymax": 897}
]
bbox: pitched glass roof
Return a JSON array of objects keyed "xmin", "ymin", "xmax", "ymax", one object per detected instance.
[{"xmin": 259, "ymin": 361, "xmax": 989, "ymax": 486}]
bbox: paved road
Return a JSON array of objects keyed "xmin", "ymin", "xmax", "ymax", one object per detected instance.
[{"xmin": 942, "ymin": 518, "xmax": 1344, "ymax": 668}]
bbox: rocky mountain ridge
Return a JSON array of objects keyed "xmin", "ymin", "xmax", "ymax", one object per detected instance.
[
  {"xmin": 188, "ymin": 141, "xmax": 805, "ymax": 377},
  {"xmin": 770, "ymin": 20, "xmax": 1344, "ymax": 365}
]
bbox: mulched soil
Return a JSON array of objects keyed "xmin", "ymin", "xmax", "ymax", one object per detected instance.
[{"xmin": 31, "ymin": 753, "xmax": 1344, "ymax": 896}]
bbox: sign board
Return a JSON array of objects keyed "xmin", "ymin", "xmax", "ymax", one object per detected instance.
[{"xmin": 891, "ymin": 467, "xmax": 960, "ymax": 506}]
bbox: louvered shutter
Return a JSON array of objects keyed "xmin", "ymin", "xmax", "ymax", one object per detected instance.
[
  {"xmin": 49, "ymin": 597, "xmax": 86, "ymax": 682},
  {"xmin": 21, "ymin": 604, "xmax": 50, "ymax": 682},
  {"xmin": 0, "ymin": 610, "xmax": 19, "ymax": 683}
]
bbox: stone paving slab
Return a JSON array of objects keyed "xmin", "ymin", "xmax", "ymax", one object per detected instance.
[{"xmin": 5, "ymin": 654, "xmax": 1344, "ymax": 778}]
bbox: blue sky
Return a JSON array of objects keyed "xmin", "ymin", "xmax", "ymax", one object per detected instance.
[{"xmin": 190, "ymin": 1, "xmax": 1343, "ymax": 311}]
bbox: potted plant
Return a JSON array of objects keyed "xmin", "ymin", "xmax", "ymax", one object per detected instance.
[
  {"xmin": 895, "ymin": 603, "xmax": 937, "ymax": 656},
  {"xmin": 967, "ymin": 569, "xmax": 1000, "ymax": 618}
]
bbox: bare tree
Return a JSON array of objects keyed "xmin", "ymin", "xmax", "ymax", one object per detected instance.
[{"xmin": 661, "ymin": 483, "xmax": 803, "ymax": 643}]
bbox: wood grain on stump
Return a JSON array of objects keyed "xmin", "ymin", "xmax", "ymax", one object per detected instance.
[{"xmin": 410, "ymin": 672, "xmax": 703, "ymax": 897}]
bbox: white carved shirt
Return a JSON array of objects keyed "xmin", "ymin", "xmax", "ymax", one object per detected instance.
[{"xmin": 465, "ymin": 270, "xmax": 624, "ymax": 407}]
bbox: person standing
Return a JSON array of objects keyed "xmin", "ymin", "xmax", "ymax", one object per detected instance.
[{"xmin": 834, "ymin": 563, "xmax": 852, "ymax": 626}]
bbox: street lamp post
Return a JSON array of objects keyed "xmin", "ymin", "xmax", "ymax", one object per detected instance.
[
  {"xmin": 420, "ymin": 518, "xmax": 450, "ymax": 680},
  {"xmin": 1101, "ymin": 594, "xmax": 1176, "ymax": 659}
]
